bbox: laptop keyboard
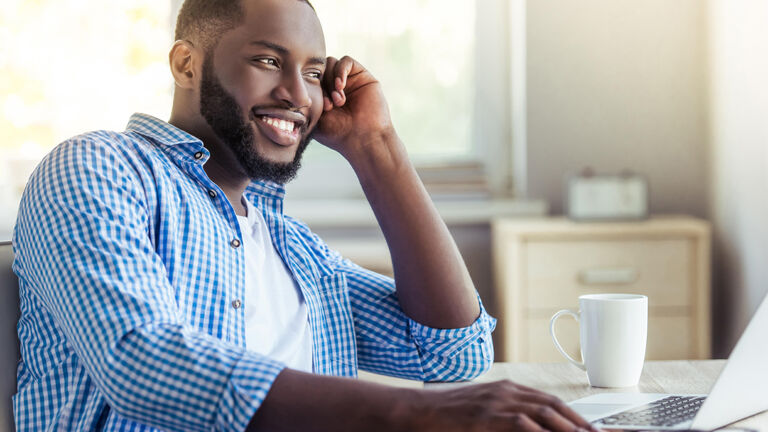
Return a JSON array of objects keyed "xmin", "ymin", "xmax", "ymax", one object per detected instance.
[{"xmin": 595, "ymin": 395, "xmax": 706, "ymax": 427}]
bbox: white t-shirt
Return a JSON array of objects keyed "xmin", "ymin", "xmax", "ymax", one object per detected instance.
[{"xmin": 236, "ymin": 199, "xmax": 313, "ymax": 373}]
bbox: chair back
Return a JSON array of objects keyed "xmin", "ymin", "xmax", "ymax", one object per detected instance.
[{"xmin": 0, "ymin": 242, "xmax": 18, "ymax": 432}]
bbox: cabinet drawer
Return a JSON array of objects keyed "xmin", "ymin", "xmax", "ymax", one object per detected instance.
[
  {"xmin": 525, "ymin": 315, "xmax": 694, "ymax": 362},
  {"xmin": 524, "ymin": 239, "xmax": 691, "ymax": 309}
]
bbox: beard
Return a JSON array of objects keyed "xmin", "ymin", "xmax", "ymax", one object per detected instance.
[{"xmin": 199, "ymin": 55, "xmax": 311, "ymax": 184}]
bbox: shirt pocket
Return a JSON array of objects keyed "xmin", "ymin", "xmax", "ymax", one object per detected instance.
[{"xmin": 313, "ymin": 272, "xmax": 358, "ymax": 377}]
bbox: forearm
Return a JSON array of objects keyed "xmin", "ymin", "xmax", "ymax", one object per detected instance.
[
  {"xmin": 344, "ymin": 129, "xmax": 480, "ymax": 329},
  {"xmin": 248, "ymin": 368, "xmax": 595, "ymax": 432},
  {"xmin": 247, "ymin": 368, "xmax": 413, "ymax": 432}
]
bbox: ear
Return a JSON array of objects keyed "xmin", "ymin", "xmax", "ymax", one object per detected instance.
[{"xmin": 169, "ymin": 40, "xmax": 200, "ymax": 90}]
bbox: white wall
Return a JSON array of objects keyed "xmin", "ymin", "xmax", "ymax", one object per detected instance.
[
  {"xmin": 524, "ymin": 0, "xmax": 709, "ymax": 217},
  {"xmin": 521, "ymin": 0, "xmax": 768, "ymax": 356},
  {"xmin": 707, "ymin": 0, "xmax": 768, "ymax": 357}
]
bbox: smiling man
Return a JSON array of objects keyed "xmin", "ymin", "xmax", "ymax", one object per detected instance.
[{"xmin": 12, "ymin": 0, "xmax": 595, "ymax": 431}]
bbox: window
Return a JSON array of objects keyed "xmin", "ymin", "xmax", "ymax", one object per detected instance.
[
  {"xmin": 289, "ymin": 0, "xmax": 516, "ymax": 200},
  {"xmin": 0, "ymin": 0, "xmax": 173, "ymax": 236},
  {"xmin": 0, "ymin": 0, "xmax": 517, "ymax": 236},
  {"xmin": 314, "ymin": 0, "xmax": 477, "ymax": 160}
]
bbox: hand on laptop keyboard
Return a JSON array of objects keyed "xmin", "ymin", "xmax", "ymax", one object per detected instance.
[{"xmin": 412, "ymin": 380, "xmax": 603, "ymax": 431}]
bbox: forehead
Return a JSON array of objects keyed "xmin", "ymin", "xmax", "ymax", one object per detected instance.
[{"xmin": 221, "ymin": 0, "xmax": 325, "ymax": 57}]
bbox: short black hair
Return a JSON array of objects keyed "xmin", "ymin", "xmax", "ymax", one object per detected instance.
[{"xmin": 174, "ymin": 0, "xmax": 315, "ymax": 53}]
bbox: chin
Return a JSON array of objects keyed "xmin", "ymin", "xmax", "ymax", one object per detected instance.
[
  {"xmin": 251, "ymin": 134, "xmax": 297, "ymax": 158},
  {"xmin": 258, "ymin": 148, "xmax": 297, "ymax": 165}
]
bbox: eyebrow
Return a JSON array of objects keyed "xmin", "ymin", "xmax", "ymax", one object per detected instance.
[{"xmin": 249, "ymin": 40, "xmax": 326, "ymax": 66}]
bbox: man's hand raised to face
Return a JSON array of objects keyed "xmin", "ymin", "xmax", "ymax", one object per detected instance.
[
  {"xmin": 247, "ymin": 54, "xmax": 596, "ymax": 432},
  {"xmin": 311, "ymin": 56, "xmax": 397, "ymax": 159}
]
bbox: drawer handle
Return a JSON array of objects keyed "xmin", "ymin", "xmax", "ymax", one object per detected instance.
[{"xmin": 578, "ymin": 268, "xmax": 639, "ymax": 286}]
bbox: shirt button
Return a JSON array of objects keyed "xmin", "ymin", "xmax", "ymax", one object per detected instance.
[
  {"xmin": 232, "ymin": 299, "xmax": 242, "ymax": 309},
  {"xmin": 230, "ymin": 239, "xmax": 241, "ymax": 249},
  {"xmin": 194, "ymin": 151, "xmax": 204, "ymax": 160},
  {"xmin": 208, "ymin": 189, "xmax": 217, "ymax": 198}
]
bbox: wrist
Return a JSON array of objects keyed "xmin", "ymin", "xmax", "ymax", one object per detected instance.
[
  {"xmin": 386, "ymin": 388, "xmax": 426, "ymax": 432},
  {"xmin": 341, "ymin": 128, "xmax": 405, "ymax": 171},
  {"xmin": 342, "ymin": 129, "xmax": 415, "ymax": 189}
]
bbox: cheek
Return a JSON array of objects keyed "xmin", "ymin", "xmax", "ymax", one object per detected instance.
[
  {"xmin": 309, "ymin": 86, "xmax": 324, "ymax": 121},
  {"xmin": 226, "ymin": 69, "xmax": 277, "ymax": 112}
]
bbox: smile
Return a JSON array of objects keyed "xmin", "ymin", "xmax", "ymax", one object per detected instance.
[
  {"xmin": 261, "ymin": 116, "xmax": 297, "ymax": 133},
  {"xmin": 255, "ymin": 115, "xmax": 301, "ymax": 147}
]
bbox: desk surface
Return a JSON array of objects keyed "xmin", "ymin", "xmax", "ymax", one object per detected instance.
[{"xmin": 424, "ymin": 360, "xmax": 767, "ymax": 430}]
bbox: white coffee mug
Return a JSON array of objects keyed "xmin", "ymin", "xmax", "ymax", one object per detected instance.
[{"xmin": 550, "ymin": 293, "xmax": 648, "ymax": 387}]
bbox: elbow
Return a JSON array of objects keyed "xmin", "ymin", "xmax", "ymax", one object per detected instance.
[
  {"xmin": 410, "ymin": 308, "xmax": 497, "ymax": 382},
  {"xmin": 422, "ymin": 337, "xmax": 495, "ymax": 383},
  {"xmin": 457, "ymin": 337, "xmax": 495, "ymax": 381},
  {"xmin": 465, "ymin": 340, "xmax": 494, "ymax": 380}
]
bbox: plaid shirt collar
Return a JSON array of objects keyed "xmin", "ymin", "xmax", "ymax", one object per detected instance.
[{"xmin": 126, "ymin": 112, "xmax": 286, "ymax": 200}]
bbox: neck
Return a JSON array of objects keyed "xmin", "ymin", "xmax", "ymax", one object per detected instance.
[
  {"xmin": 203, "ymin": 156, "xmax": 251, "ymax": 216},
  {"xmin": 169, "ymin": 111, "xmax": 251, "ymax": 217}
]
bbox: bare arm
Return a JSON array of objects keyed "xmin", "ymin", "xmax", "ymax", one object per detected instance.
[
  {"xmin": 246, "ymin": 369, "xmax": 408, "ymax": 431},
  {"xmin": 312, "ymin": 56, "xmax": 479, "ymax": 329},
  {"xmin": 247, "ymin": 368, "xmax": 596, "ymax": 432},
  {"xmin": 249, "ymin": 56, "xmax": 597, "ymax": 432}
]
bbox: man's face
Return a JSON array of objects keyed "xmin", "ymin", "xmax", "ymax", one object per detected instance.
[{"xmin": 200, "ymin": 0, "xmax": 326, "ymax": 183}]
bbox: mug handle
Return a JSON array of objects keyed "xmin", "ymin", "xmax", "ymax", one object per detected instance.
[{"xmin": 549, "ymin": 309, "xmax": 586, "ymax": 371}]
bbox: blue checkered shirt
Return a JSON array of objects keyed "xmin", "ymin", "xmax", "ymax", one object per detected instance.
[{"xmin": 12, "ymin": 113, "xmax": 496, "ymax": 431}]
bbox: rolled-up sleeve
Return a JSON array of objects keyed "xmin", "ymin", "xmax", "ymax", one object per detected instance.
[
  {"xmin": 406, "ymin": 297, "xmax": 496, "ymax": 381},
  {"xmin": 287, "ymin": 219, "xmax": 496, "ymax": 383},
  {"xmin": 342, "ymin": 258, "xmax": 496, "ymax": 382},
  {"xmin": 13, "ymin": 136, "xmax": 283, "ymax": 432}
]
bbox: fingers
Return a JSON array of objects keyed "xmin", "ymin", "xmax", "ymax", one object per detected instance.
[
  {"xmin": 335, "ymin": 56, "xmax": 354, "ymax": 89},
  {"xmin": 323, "ymin": 94, "xmax": 333, "ymax": 112},
  {"xmin": 503, "ymin": 412, "xmax": 548, "ymax": 432},
  {"xmin": 509, "ymin": 402, "xmax": 589, "ymax": 432},
  {"xmin": 478, "ymin": 380, "xmax": 598, "ymax": 432},
  {"xmin": 323, "ymin": 55, "xmax": 357, "ymax": 108},
  {"xmin": 322, "ymin": 56, "xmax": 338, "ymax": 112},
  {"xmin": 508, "ymin": 390, "xmax": 596, "ymax": 431},
  {"xmin": 322, "ymin": 56, "xmax": 338, "ymax": 94},
  {"xmin": 549, "ymin": 401, "xmax": 595, "ymax": 432},
  {"xmin": 331, "ymin": 56, "xmax": 354, "ymax": 106},
  {"xmin": 422, "ymin": 381, "xmax": 602, "ymax": 432}
]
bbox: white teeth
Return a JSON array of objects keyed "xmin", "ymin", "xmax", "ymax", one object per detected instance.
[{"xmin": 262, "ymin": 116, "xmax": 294, "ymax": 132}]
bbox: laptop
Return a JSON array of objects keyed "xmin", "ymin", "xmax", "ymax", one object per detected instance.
[{"xmin": 569, "ymin": 292, "xmax": 768, "ymax": 430}]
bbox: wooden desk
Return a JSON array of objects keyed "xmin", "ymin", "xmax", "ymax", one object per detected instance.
[{"xmin": 425, "ymin": 361, "xmax": 768, "ymax": 430}]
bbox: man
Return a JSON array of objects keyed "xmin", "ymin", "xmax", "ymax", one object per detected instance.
[{"xmin": 12, "ymin": 0, "xmax": 596, "ymax": 430}]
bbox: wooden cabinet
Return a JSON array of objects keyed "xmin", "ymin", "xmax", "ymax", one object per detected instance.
[{"xmin": 492, "ymin": 216, "xmax": 711, "ymax": 362}]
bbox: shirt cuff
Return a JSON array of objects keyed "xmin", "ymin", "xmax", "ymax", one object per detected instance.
[
  {"xmin": 214, "ymin": 351, "xmax": 286, "ymax": 432},
  {"xmin": 407, "ymin": 296, "xmax": 497, "ymax": 359}
]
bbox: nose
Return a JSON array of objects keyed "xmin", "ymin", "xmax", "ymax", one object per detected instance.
[{"xmin": 273, "ymin": 68, "xmax": 312, "ymax": 109}]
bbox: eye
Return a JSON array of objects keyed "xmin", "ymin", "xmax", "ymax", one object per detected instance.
[
  {"xmin": 253, "ymin": 57, "xmax": 279, "ymax": 68},
  {"xmin": 305, "ymin": 70, "xmax": 323, "ymax": 81}
]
